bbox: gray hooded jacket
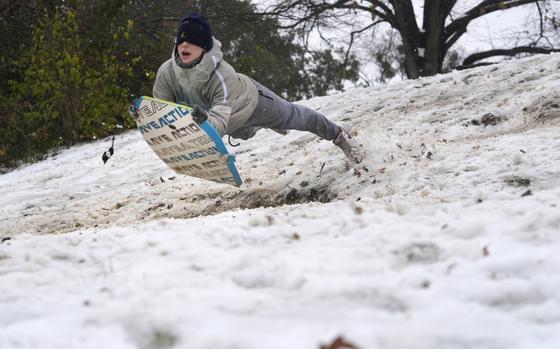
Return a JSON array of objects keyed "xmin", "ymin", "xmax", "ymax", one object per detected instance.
[{"xmin": 153, "ymin": 38, "xmax": 259, "ymax": 136}]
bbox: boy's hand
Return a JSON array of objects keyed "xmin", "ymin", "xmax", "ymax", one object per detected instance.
[{"xmin": 191, "ymin": 105, "xmax": 208, "ymax": 124}]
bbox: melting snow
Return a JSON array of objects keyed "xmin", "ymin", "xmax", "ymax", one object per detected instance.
[{"xmin": 1, "ymin": 54, "xmax": 560, "ymax": 349}]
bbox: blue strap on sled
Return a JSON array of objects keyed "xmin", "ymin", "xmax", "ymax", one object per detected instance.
[
  {"xmin": 200, "ymin": 121, "xmax": 242, "ymax": 187},
  {"xmin": 131, "ymin": 96, "xmax": 243, "ymax": 187}
]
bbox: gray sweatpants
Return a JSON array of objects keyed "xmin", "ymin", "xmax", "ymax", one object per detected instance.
[{"xmin": 229, "ymin": 80, "xmax": 339, "ymax": 141}]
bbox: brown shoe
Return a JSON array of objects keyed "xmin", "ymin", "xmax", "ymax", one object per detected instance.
[{"xmin": 333, "ymin": 127, "xmax": 365, "ymax": 163}]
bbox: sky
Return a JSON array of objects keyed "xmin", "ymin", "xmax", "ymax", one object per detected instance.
[
  {"xmin": 253, "ymin": 0, "xmax": 557, "ymax": 84},
  {"xmin": 1, "ymin": 52, "xmax": 560, "ymax": 348}
]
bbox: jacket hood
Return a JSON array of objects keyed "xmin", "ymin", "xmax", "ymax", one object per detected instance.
[{"xmin": 172, "ymin": 38, "xmax": 223, "ymax": 84}]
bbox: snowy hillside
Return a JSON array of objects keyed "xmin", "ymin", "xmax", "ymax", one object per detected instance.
[{"xmin": 1, "ymin": 54, "xmax": 559, "ymax": 349}]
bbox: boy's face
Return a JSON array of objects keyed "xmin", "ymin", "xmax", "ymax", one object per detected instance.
[{"xmin": 177, "ymin": 41, "xmax": 204, "ymax": 65}]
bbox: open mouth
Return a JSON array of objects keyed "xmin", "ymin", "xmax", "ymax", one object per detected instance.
[{"xmin": 181, "ymin": 50, "xmax": 191, "ymax": 59}]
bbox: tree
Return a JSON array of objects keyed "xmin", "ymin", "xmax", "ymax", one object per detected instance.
[
  {"xmin": 259, "ymin": 0, "xmax": 560, "ymax": 79},
  {"xmin": 0, "ymin": 1, "xmax": 59, "ymax": 97},
  {"xmin": 2, "ymin": 8, "xmax": 133, "ymax": 164},
  {"xmin": 143, "ymin": 0, "xmax": 360, "ymax": 99},
  {"xmin": 0, "ymin": 0, "xmax": 360, "ymax": 166}
]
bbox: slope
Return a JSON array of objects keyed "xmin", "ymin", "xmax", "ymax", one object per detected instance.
[{"xmin": 0, "ymin": 54, "xmax": 559, "ymax": 349}]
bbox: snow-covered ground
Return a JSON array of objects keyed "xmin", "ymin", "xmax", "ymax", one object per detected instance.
[{"xmin": 1, "ymin": 54, "xmax": 560, "ymax": 349}]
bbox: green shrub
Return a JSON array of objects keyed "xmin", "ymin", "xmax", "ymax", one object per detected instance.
[{"xmin": 1, "ymin": 9, "xmax": 134, "ymax": 166}]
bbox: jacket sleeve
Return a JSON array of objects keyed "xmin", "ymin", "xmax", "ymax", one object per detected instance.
[
  {"xmin": 152, "ymin": 64, "xmax": 176, "ymax": 102},
  {"xmin": 204, "ymin": 69, "xmax": 234, "ymax": 137}
]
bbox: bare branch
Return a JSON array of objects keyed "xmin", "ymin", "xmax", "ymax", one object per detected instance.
[
  {"xmin": 462, "ymin": 45, "xmax": 560, "ymax": 66},
  {"xmin": 534, "ymin": 1, "xmax": 554, "ymax": 47},
  {"xmin": 255, "ymin": 0, "xmax": 559, "ymax": 80},
  {"xmin": 344, "ymin": 21, "xmax": 381, "ymax": 66},
  {"xmin": 358, "ymin": 71, "xmax": 373, "ymax": 87},
  {"xmin": 445, "ymin": 0, "xmax": 542, "ymax": 49},
  {"xmin": 388, "ymin": 0, "xmax": 420, "ymax": 37},
  {"xmin": 258, "ymin": 0, "xmax": 396, "ymax": 29}
]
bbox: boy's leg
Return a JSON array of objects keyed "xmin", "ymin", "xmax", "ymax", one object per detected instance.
[
  {"xmin": 230, "ymin": 80, "xmax": 364, "ymax": 163},
  {"xmin": 244, "ymin": 80, "xmax": 339, "ymax": 140}
]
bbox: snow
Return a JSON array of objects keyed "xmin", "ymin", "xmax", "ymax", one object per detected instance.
[{"xmin": 1, "ymin": 53, "xmax": 560, "ymax": 349}]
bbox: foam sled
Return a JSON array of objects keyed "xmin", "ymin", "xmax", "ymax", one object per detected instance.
[{"xmin": 129, "ymin": 96, "xmax": 242, "ymax": 187}]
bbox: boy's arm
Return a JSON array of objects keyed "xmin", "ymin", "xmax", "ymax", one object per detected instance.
[
  {"xmin": 204, "ymin": 73, "xmax": 233, "ymax": 137},
  {"xmin": 152, "ymin": 65, "xmax": 176, "ymax": 102}
]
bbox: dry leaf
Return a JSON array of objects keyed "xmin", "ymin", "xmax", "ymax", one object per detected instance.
[{"xmin": 320, "ymin": 336, "xmax": 359, "ymax": 349}]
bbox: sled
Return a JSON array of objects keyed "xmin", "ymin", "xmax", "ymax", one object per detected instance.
[{"xmin": 130, "ymin": 96, "xmax": 242, "ymax": 187}]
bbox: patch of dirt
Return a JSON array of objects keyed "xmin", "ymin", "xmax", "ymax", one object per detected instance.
[
  {"xmin": 523, "ymin": 94, "xmax": 560, "ymax": 124},
  {"xmin": 470, "ymin": 113, "xmax": 506, "ymax": 127},
  {"xmin": 395, "ymin": 242, "xmax": 441, "ymax": 265},
  {"xmin": 200, "ymin": 185, "xmax": 337, "ymax": 216},
  {"xmin": 504, "ymin": 176, "xmax": 531, "ymax": 187},
  {"xmin": 9, "ymin": 183, "xmax": 338, "ymax": 236}
]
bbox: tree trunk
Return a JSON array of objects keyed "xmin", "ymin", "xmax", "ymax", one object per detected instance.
[
  {"xmin": 422, "ymin": 0, "xmax": 449, "ymax": 76},
  {"xmin": 396, "ymin": 0, "xmax": 453, "ymax": 79},
  {"xmin": 389, "ymin": 0, "xmax": 422, "ymax": 78},
  {"xmin": 401, "ymin": 40, "xmax": 421, "ymax": 79}
]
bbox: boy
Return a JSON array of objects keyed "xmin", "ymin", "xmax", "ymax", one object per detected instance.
[{"xmin": 153, "ymin": 13, "xmax": 364, "ymax": 163}]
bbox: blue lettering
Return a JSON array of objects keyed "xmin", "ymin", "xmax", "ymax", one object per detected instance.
[
  {"xmin": 158, "ymin": 116, "xmax": 169, "ymax": 127},
  {"xmin": 159, "ymin": 110, "xmax": 179, "ymax": 127},
  {"xmin": 163, "ymin": 148, "xmax": 219, "ymax": 163},
  {"xmin": 168, "ymin": 109, "xmax": 178, "ymax": 121},
  {"xmin": 177, "ymin": 107, "xmax": 189, "ymax": 116},
  {"xmin": 139, "ymin": 121, "xmax": 162, "ymax": 134},
  {"xmin": 139, "ymin": 124, "xmax": 151, "ymax": 134}
]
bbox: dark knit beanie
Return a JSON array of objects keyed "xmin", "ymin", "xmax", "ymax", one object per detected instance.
[{"xmin": 176, "ymin": 13, "xmax": 213, "ymax": 51}]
